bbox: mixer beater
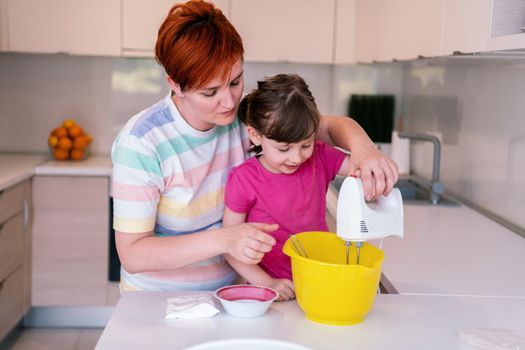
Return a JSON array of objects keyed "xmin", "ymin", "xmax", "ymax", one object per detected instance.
[{"xmin": 336, "ymin": 176, "xmax": 404, "ymax": 264}]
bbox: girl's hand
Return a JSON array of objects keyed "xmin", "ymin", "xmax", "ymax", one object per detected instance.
[
  {"xmin": 221, "ymin": 223, "xmax": 278, "ymax": 265},
  {"xmin": 266, "ymin": 278, "xmax": 295, "ymax": 301},
  {"xmin": 349, "ymin": 142, "xmax": 399, "ymax": 201}
]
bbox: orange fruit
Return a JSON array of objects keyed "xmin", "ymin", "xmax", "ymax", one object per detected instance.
[
  {"xmin": 63, "ymin": 119, "xmax": 76, "ymax": 129},
  {"xmin": 68, "ymin": 125, "xmax": 84, "ymax": 138},
  {"xmin": 73, "ymin": 135, "xmax": 91, "ymax": 150},
  {"xmin": 57, "ymin": 137, "xmax": 73, "ymax": 151},
  {"xmin": 70, "ymin": 148, "xmax": 85, "ymax": 161},
  {"xmin": 48, "ymin": 135, "xmax": 59, "ymax": 147},
  {"xmin": 53, "ymin": 148, "xmax": 69, "ymax": 160},
  {"xmin": 52, "ymin": 127, "xmax": 68, "ymax": 138}
]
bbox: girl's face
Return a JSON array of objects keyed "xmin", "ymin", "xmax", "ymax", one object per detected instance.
[
  {"xmin": 169, "ymin": 58, "xmax": 244, "ymax": 131},
  {"xmin": 254, "ymin": 133, "xmax": 315, "ymax": 174}
]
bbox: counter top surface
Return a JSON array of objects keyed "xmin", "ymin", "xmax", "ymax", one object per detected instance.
[
  {"xmin": 0, "ymin": 153, "xmax": 112, "ymax": 191},
  {"xmin": 34, "ymin": 154, "xmax": 112, "ymax": 176},
  {"xmin": 95, "ymin": 291, "xmax": 525, "ymax": 350},
  {"xmin": 380, "ymin": 204, "xmax": 525, "ymax": 297},
  {"xmin": 0, "ymin": 153, "xmax": 50, "ymax": 190},
  {"xmin": 327, "ymin": 183, "xmax": 525, "ymax": 298}
]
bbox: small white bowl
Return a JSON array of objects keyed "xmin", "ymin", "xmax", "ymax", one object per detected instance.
[{"xmin": 214, "ymin": 285, "xmax": 278, "ymax": 318}]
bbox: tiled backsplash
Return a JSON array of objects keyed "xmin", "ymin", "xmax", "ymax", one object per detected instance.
[
  {"xmin": 0, "ymin": 53, "xmax": 400, "ymax": 155},
  {"xmin": 401, "ymin": 57, "xmax": 525, "ymax": 230},
  {"xmin": 0, "ymin": 52, "xmax": 523, "ymax": 231}
]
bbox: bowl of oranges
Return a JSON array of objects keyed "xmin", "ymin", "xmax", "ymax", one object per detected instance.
[{"xmin": 48, "ymin": 119, "xmax": 92, "ymax": 161}]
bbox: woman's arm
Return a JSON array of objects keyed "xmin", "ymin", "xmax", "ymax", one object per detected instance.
[
  {"xmin": 116, "ymin": 221, "xmax": 277, "ymax": 274},
  {"xmin": 317, "ymin": 115, "xmax": 399, "ymax": 200},
  {"xmin": 337, "ymin": 155, "xmax": 352, "ymax": 177}
]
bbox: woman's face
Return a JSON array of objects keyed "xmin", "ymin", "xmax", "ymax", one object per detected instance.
[{"xmin": 172, "ymin": 58, "xmax": 244, "ymax": 131}]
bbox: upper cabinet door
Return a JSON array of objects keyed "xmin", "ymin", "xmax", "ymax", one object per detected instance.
[
  {"xmin": 122, "ymin": 0, "xmax": 231, "ymax": 57},
  {"xmin": 356, "ymin": 0, "xmax": 446, "ymax": 62},
  {"xmin": 487, "ymin": 0, "xmax": 525, "ymax": 51},
  {"xmin": 7, "ymin": 0, "xmax": 120, "ymax": 56},
  {"xmin": 0, "ymin": 0, "xmax": 7, "ymax": 50},
  {"xmin": 334, "ymin": 0, "xmax": 357, "ymax": 64},
  {"xmin": 442, "ymin": 0, "xmax": 491, "ymax": 54},
  {"xmin": 230, "ymin": 0, "xmax": 335, "ymax": 64},
  {"xmin": 393, "ymin": 0, "xmax": 445, "ymax": 60}
]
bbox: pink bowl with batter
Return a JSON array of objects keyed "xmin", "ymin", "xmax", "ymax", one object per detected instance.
[{"xmin": 214, "ymin": 285, "xmax": 278, "ymax": 318}]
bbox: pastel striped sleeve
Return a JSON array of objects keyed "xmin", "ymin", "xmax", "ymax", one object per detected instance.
[{"xmin": 112, "ymin": 132, "xmax": 164, "ymax": 233}]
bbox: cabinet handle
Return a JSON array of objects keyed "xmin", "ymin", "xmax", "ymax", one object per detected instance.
[
  {"xmin": 0, "ymin": 278, "xmax": 5, "ymax": 292},
  {"xmin": 24, "ymin": 200, "xmax": 29, "ymax": 227},
  {"xmin": 0, "ymin": 222, "xmax": 4, "ymax": 234}
]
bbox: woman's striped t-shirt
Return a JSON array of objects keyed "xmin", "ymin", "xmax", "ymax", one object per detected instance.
[{"xmin": 111, "ymin": 93, "xmax": 249, "ymax": 291}]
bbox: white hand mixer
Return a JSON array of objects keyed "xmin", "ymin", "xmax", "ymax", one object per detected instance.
[{"xmin": 336, "ymin": 176, "xmax": 404, "ymax": 264}]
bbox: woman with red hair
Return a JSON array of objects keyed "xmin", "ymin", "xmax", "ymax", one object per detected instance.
[{"xmin": 111, "ymin": 0, "xmax": 398, "ymax": 292}]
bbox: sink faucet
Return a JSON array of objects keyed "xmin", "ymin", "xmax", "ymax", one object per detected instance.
[{"xmin": 397, "ymin": 132, "xmax": 445, "ymax": 205}]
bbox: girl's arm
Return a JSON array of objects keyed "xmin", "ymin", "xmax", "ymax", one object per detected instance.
[
  {"xmin": 317, "ymin": 115, "xmax": 398, "ymax": 201},
  {"xmin": 223, "ymin": 208, "xmax": 295, "ymax": 301}
]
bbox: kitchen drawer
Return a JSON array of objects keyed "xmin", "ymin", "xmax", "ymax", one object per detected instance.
[
  {"xmin": 0, "ymin": 267, "xmax": 24, "ymax": 340},
  {"xmin": 0, "ymin": 213, "xmax": 24, "ymax": 281},
  {"xmin": 0, "ymin": 181, "xmax": 26, "ymax": 224}
]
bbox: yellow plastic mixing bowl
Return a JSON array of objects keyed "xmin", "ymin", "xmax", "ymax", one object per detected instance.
[{"xmin": 283, "ymin": 231, "xmax": 384, "ymax": 326}]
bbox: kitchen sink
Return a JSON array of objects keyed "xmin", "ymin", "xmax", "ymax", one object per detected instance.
[
  {"xmin": 330, "ymin": 176, "xmax": 460, "ymax": 207},
  {"xmin": 394, "ymin": 178, "xmax": 460, "ymax": 206}
]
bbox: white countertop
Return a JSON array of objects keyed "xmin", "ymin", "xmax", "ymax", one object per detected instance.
[
  {"xmin": 0, "ymin": 152, "xmax": 112, "ymax": 191},
  {"xmin": 381, "ymin": 204, "xmax": 525, "ymax": 297},
  {"xmin": 95, "ymin": 291, "xmax": 525, "ymax": 350},
  {"xmin": 327, "ymin": 185, "xmax": 525, "ymax": 298},
  {"xmin": 0, "ymin": 153, "xmax": 50, "ymax": 191},
  {"xmin": 34, "ymin": 154, "xmax": 112, "ymax": 177}
]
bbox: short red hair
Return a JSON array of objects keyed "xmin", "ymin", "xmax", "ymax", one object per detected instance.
[{"xmin": 155, "ymin": 0, "xmax": 244, "ymax": 92}]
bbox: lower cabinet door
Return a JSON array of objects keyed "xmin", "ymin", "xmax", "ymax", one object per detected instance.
[
  {"xmin": 0, "ymin": 267, "xmax": 24, "ymax": 340},
  {"xmin": 32, "ymin": 176, "xmax": 110, "ymax": 306}
]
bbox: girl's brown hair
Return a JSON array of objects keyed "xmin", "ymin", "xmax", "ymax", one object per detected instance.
[
  {"xmin": 239, "ymin": 74, "xmax": 320, "ymax": 153},
  {"xmin": 155, "ymin": 0, "xmax": 244, "ymax": 92}
]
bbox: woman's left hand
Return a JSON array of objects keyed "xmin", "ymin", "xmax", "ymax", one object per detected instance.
[{"xmin": 349, "ymin": 142, "xmax": 399, "ymax": 201}]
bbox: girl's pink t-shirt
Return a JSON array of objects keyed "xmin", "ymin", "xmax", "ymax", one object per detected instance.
[{"xmin": 224, "ymin": 141, "xmax": 346, "ymax": 280}]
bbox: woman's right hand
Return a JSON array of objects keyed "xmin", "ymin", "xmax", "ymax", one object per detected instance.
[{"xmin": 221, "ymin": 223, "xmax": 278, "ymax": 264}]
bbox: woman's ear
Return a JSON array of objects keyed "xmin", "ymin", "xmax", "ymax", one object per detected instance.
[
  {"xmin": 246, "ymin": 126, "xmax": 262, "ymax": 146},
  {"xmin": 167, "ymin": 76, "xmax": 184, "ymax": 98}
]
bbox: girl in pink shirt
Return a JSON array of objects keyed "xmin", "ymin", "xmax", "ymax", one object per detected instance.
[{"xmin": 223, "ymin": 74, "xmax": 352, "ymax": 301}]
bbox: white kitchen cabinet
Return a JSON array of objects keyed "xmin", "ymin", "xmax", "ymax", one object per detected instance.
[
  {"xmin": 356, "ymin": 0, "xmax": 446, "ymax": 62},
  {"xmin": 442, "ymin": 0, "xmax": 492, "ymax": 54},
  {"xmin": 334, "ymin": 0, "xmax": 357, "ymax": 64},
  {"xmin": 0, "ymin": 0, "xmax": 7, "ymax": 51},
  {"xmin": 7, "ymin": 0, "xmax": 120, "ymax": 56},
  {"xmin": 32, "ymin": 176, "xmax": 116, "ymax": 306},
  {"xmin": 442, "ymin": 0, "xmax": 525, "ymax": 54},
  {"xmin": 0, "ymin": 180, "xmax": 31, "ymax": 340},
  {"xmin": 488, "ymin": 0, "xmax": 525, "ymax": 51},
  {"xmin": 122, "ymin": 0, "xmax": 231, "ymax": 57},
  {"xmin": 230, "ymin": 0, "xmax": 335, "ymax": 64},
  {"xmin": 354, "ymin": 0, "xmax": 385, "ymax": 62}
]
